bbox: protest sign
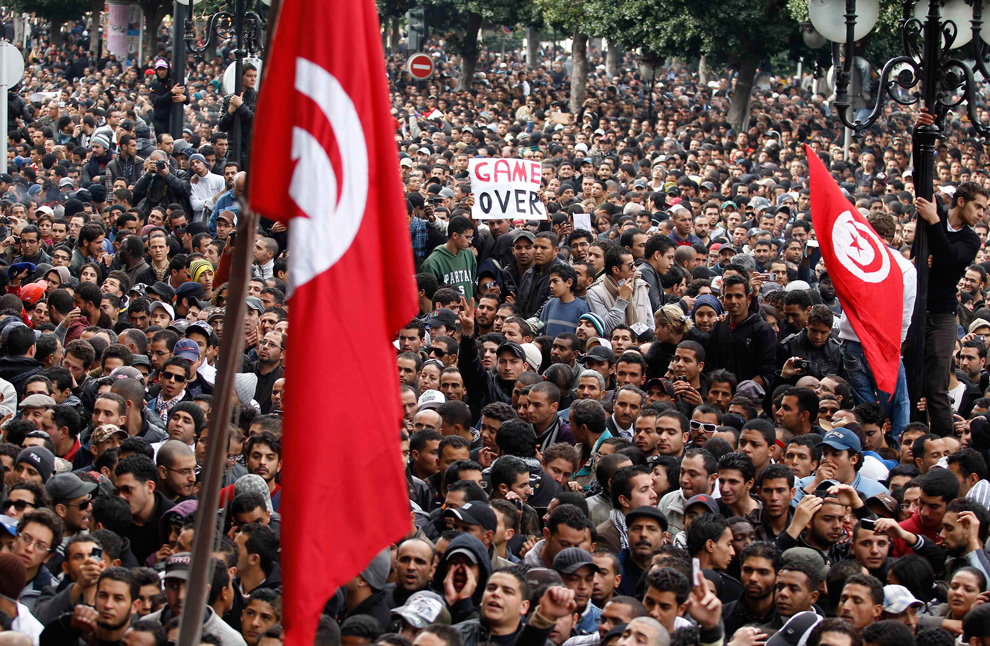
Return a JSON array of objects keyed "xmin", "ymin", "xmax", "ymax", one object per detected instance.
[{"xmin": 469, "ymin": 158, "xmax": 547, "ymax": 220}]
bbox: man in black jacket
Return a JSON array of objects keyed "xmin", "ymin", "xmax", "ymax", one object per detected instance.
[
  {"xmin": 149, "ymin": 58, "xmax": 185, "ymax": 137},
  {"xmin": 915, "ymin": 180, "xmax": 985, "ymax": 436},
  {"xmin": 132, "ymin": 151, "xmax": 192, "ymax": 216},
  {"xmin": 706, "ymin": 274, "xmax": 777, "ymax": 388}
]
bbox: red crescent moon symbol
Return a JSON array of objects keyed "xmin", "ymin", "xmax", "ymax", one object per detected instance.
[{"xmin": 846, "ymin": 225, "xmax": 885, "ymax": 273}]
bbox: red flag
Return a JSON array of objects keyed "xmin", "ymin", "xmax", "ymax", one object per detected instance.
[
  {"xmin": 248, "ymin": 0, "xmax": 416, "ymax": 643},
  {"xmin": 806, "ymin": 145, "xmax": 903, "ymax": 393}
]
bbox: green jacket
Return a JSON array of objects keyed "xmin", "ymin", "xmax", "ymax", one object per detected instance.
[{"xmin": 421, "ymin": 244, "xmax": 477, "ymax": 300}]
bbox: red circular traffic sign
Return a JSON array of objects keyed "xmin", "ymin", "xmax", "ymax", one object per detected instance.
[{"xmin": 406, "ymin": 53, "xmax": 434, "ymax": 80}]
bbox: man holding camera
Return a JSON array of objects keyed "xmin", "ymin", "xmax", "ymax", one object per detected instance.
[{"xmin": 132, "ymin": 150, "xmax": 192, "ymax": 216}]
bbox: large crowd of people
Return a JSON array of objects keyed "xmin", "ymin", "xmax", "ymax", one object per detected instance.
[{"xmin": 0, "ymin": 8, "xmax": 988, "ymax": 646}]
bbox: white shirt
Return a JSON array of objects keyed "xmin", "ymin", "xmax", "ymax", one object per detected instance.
[
  {"xmin": 190, "ymin": 172, "xmax": 227, "ymax": 220},
  {"xmin": 11, "ymin": 602, "xmax": 44, "ymax": 646},
  {"xmin": 838, "ymin": 244, "xmax": 917, "ymax": 343}
]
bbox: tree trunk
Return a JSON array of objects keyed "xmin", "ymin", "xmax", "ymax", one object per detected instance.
[
  {"xmin": 13, "ymin": 14, "xmax": 25, "ymax": 52},
  {"xmin": 605, "ymin": 39, "xmax": 619, "ymax": 78},
  {"xmin": 141, "ymin": 1, "xmax": 166, "ymax": 62},
  {"xmin": 727, "ymin": 58, "xmax": 757, "ymax": 132},
  {"xmin": 456, "ymin": 13, "xmax": 483, "ymax": 91},
  {"xmin": 90, "ymin": 0, "xmax": 105, "ymax": 59},
  {"xmin": 698, "ymin": 54, "xmax": 708, "ymax": 86},
  {"xmin": 526, "ymin": 26, "xmax": 538, "ymax": 68},
  {"xmin": 50, "ymin": 20, "xmax": 65, "ymax": 47},
  {"xmin": 391, "ymin": 16, "xmax": 401, "ymax": 53},
  {"xmin": 570, "ymin": 28, "xmax": 588, "ymax": 113}
]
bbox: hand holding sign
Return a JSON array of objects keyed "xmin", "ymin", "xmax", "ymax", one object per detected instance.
[{"xmin": 469, "ymin": 158, "xmax": 547, "ymax": 221}]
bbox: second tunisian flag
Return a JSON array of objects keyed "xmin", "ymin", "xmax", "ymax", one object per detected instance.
[
  {"xmin": 248, "ymin": 0, "xmax": 417, "ymax": 643},
  {"xmin": 806, "ymin": 145, "xmax": 903, "ymax": 394}
]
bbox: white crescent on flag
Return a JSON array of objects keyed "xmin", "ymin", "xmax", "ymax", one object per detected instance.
[{"xmin": 288, "ymin": 57, "xmax": 369, "ymax": 296}]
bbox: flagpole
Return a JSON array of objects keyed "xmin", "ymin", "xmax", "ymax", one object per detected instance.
[{"xmin": 176, "ymin": 204, "xmax": 258, "ymax": 646}]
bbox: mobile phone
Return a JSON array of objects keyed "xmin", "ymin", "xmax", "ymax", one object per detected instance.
[
  {"xmin": 860, "ymin": 518, "xmax": 877, "ymax": 531},
  {"xmin": 89, "ymin": 546, "xmax": 103, "ymax": 560},
  {"xmin": 692, "ymin": 557, "xmax": 704, "ymax": 587}
]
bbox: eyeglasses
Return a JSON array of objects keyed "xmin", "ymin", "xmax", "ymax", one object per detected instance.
[
  {"xmin": 257, "ymin": 340, "xmax": 283, "ymax": 349},
  {"xmin": 690, "ymin": 420, "xmax": 718, "ymax": 434},
  {"xmin": 150, "ymin": 350, "xmax": 170, "ymax": 358},
  {"xmin": 165, "ymin": 465, "xmax": 200, "ymax": 478},
  {"xmin": 16, "ymin": 531, "xmax": 51, "ymax": 552},
  {"xmin": 1, "ymin": 499, "xmax": 35, "ymax": 512},
  {"xmin": 162, "ymin": 372, "xmax": 187, "ymax": 382}
]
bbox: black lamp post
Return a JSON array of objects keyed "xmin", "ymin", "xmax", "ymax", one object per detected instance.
[
  {"xmin": 173, "ymin": 0, "xmax": 267, "ymax": 167},
  {"xmin": 808, "ymin": 0, "xmax": 990, "ymax": 420}
]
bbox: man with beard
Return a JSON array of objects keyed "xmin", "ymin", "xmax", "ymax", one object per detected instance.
[
  {"xmin": 776, "ymin": 485, "xmax": 856, "ymax": 564},
  {"xmin": 940, "ymin": 499, "xmax": 990, "ymax": 582},
  {"xmin": 723, "ymin": 542, "xmax": 781, "ymax": 635},
  {"xmin": 39, "ymin": 567, "xmax": 142, "ymax": 645},
  {"xmin": 219, "ymin": 432, "xmax": 281, "ymax": 511},
  {"xmin": 474, "ymin": 294, "xmax": 499, "ymax": 336}
]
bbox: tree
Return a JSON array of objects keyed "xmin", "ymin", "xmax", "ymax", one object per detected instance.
[
  {"xmin": 536, "ymin": 0, "xmax": 589, "ymax": 113},
  {"xmin": 138, "ymin": 0, "xmax": 169, "ymax": 61},
  {"xmin": 423, "ymin": 0, "xmax": 528, "ymax": 90},
  {"xmin": 586, "ymin": 0, "xmax": 799, "ymax": 131},
  {"xmin": 1, "ymin": 0, "xmax": 89, "ymax": 46},
  {"xmin": 376, "ymin": 0, "xmax": 416, "ymax": 52}
]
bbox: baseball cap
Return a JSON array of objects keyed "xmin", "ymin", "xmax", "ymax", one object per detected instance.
[
  {"xmin": 216, "ymin": 210, "xmax": 237, "ymax": 224},
  {"xmin": 821, "ymin": 427, "xmax": 861, "ymax": 452},
  {"xmin": 584, "ymin": 345, "xmax": 615, "ymax": 364},
  {"xmin": 552, "ymin": 547, "xmax": 602, "ymax": 575},
  {"xmin": 164, "ymin": 552, "xmax": 192, "ymax": 580},
  {"xmin": 154, "ymin": 58, "xmax": 169, "ymax": 69},
  {"xmin": 148, "ymin": 282, "xmax": 175, "ymax": 302},
  {"xmin": 684, "ymin": 494, "xmax": 719, "ymax": 515},
  {"xmin": 883, "ymin": 585, "xmax": 923, "ymax": 614},
  {"xmin": 427, "ymin": 308, "xmax": 457, "ymax": 330},
  {"xmin": 45, "ymin": 472, "xmax": 98, "ymax": 502},
  {"xmin": 497, "ymin": 341, "xmax": 526, "ymax": 361},
  {"xmin": 175, "ymin": 282, "xmax": 207, "ymax": 302},
  {"xmin": 782, "ymin": 547, "xmax": 829, "ymax": 582},
  {"xmin": 512, "ymin": 229, "xmax": 536, "ymax": 244},
  {"xmin": 867, "ymin": 492, "xmax": 898, "ymax": 518},
  {"xmin": 360, "ymin": 547, "xmax": 391, "ymax": 591},
  {"xmin": 417, "ymin": 389, "xmax": 446, "ymax": 411},
  {"xmin": 766, "ymin": 612, "xmax": 822, "ymax": 646},
  {"xmin": 625, "ymin": 505, "xmax": 669, "ymax": 531},
  {"xmin": 444, "ymin": 501, "xmax": 497, "ymax": 533},
  {"xmin": 173, "ymin": 338, "xmax": 200, "ymax": 361},
  {"xmin": 91, "ymin": 424, "xmax": 128, "ymax": 444},
  {"xmin": 399, "ymin": 158, "xmax": 414, "ymax": 168},
  {"xmin": 391, "ymin": 591, "xmax": 450, "ymax": 628},
  {"xmin": 245, "ymin": 296, "xmax": 265, "ymax": 314},
  {"xmin": 149, "ymin": 301, "xmax": 175, "ymax": 321},
  {"xmin": 0, "ymin": 515, "xmax": 16, "ymax": 538}
]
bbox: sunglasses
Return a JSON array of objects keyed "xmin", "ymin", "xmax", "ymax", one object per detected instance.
[
  {"xmin": 162, "ymin": 372, "xmax": 187, "ymax": 382},
  {"xmin": 2, "ymin": 499, "xmax": 35, "ymax": 512},
  {"xmin": 690, "ymin": 420, "xmax": 718, "ymax": 434}
]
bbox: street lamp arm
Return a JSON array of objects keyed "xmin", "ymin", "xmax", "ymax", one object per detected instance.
[
  {"xmin": 184, "ymin": 11, "xmax": 235, "ymax": 55},
  {"xmin": 952, "ymin": 58, "xmax": 990, "ymax": 140},
  {"xmin": 834, "ymin": 54, "xmax": 920, "ymax": 132}
]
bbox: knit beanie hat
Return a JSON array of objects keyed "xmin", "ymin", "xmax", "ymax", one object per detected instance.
[
  {"xmin": 16, "ymin": 446, "xmax": 55, "ymax": 483},
  {"xmin": 578, "ymin": 312, "xmax": 606, "ymax": 337},
  {"xmin": 91, "ymin": 133, "xmax": 112, "ymax": 151},
  {"xmin": 189, "ymin": 259, "xmax": 213, "ymax": 284},
  {"xmin": 233, "ymin": 474, "xmax": 274, "ymax": 513},
  {"xmin": 692, "ymin": 294, "xmax": 723, "ymax": 316},
  {"xmin": 0, "ymin": 552, "xmax": 26, "ymax": 600},
  {"xmin": 169, "ymin": 401, "xmax": 206, "ymax": 434}
]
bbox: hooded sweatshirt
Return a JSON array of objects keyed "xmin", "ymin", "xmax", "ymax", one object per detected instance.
[{"xmin": 432, "ymin": 533, "xmax": 492, "ymax": 625}]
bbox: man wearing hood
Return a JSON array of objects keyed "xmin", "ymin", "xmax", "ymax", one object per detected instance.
[
  {"xmin": 149, "ymin": 58, "xmax": 185, "ymax": 137},
  {"xmin": 432, "ymin": 533, "xmax": 492, "ymax": 625},
  {"xmin": 340, "ymin": 546, "xmax": 393, "ymax": 630}
]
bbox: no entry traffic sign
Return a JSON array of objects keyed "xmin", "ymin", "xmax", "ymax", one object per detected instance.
[{"xmin": 406, "ymin": 53, "xmax": 434, "ymax": 80}]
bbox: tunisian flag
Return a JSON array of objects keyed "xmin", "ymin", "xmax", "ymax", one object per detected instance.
[
  {"xmin": 248, "ymin": 0, "xmax": 417, "ymax": 642},
  {"xmin": 806, "ymin": 145, "xmax": 903, "ymax": 394}
]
